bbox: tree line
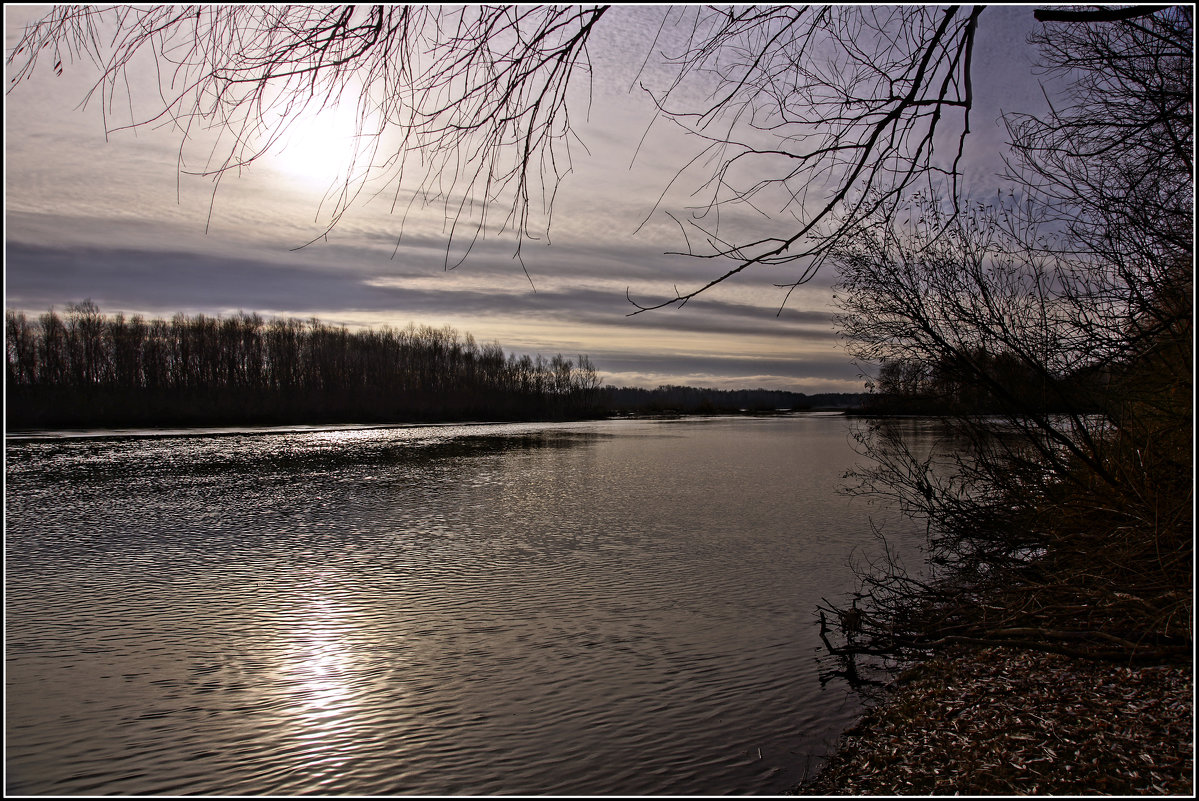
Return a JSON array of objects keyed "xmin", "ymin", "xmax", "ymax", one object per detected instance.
[
  {"xmin": 857, "ymin": 349, "xmax": 1101, "ymax": 416},
  {"xmin": 5, "ymin": 302, "xmax": 604, "ymax": 427},
  {"xmin": 606, "ymin": 385, "xmax": 862, "ymax": 415}
]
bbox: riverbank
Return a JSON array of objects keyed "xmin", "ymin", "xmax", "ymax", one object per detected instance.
[{"xmin": 796, "ymin": 645, "xmax": 1193, "ymax": 795}]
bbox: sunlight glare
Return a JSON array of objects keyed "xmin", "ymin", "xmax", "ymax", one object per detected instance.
[{"xmin": 267, "ymin": 103, "xmax": 362, "ymax": 190}]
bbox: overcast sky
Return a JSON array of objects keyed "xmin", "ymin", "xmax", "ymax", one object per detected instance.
[{"xmin": 4, "ymin": 5, "xmax": 1049, "ymax": 392}]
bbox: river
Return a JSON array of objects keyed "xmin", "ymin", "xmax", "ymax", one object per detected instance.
[{"xmin": 5, "ymin": 413, "xmax": 937, "ymax": 795}]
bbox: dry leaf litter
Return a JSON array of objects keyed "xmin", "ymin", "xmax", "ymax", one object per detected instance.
[{"xmin": 798, "ymin": 645, "xmax": 1193, "ymax": 795}]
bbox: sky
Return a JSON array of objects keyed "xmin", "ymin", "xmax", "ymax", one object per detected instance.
[{"xmin": 4, "ymin": 4, "xmax": 1049, "ymax": 393}]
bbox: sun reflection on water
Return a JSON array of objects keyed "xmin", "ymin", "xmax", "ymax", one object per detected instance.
[
  {"xmin": 308, "ymin": 428, "xmax": 381, "ymax": 446},
  {"xmin": 269, "ymin": 583, "xmax": 379, "ymax": 772}
]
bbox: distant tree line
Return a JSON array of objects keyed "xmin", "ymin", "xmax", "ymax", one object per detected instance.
[
  {"xmin": 857, "ymin": 349, "xmax": 1100, "ymax": 416},
  {"xmin": 5, "ymin": 301, "xmax": 604, "ymax": 427},
  {"xmin": 605, "ymin": 385, "xmax": 863, "ymax": 414}
]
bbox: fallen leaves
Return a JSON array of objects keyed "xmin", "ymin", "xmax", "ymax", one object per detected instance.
[{"xmin": 797, "ymin": 645, "xmax": 1193, "ymax": 795}]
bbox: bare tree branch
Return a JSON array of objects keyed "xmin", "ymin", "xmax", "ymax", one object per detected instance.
[
  {"xmin": 626, "ymin": 5, "xmax": 986, "ymax": 313},
  {"xmin": 7, "ymin": 5, "xmax": 609, "ymax": 268},
  {"xmin": 6, "ymin": 5, "xmax": 1186, "ymax": 318},
  {"xmin": 1034, "ymin": 5, "xmax": 1173, "ymax": 23}
]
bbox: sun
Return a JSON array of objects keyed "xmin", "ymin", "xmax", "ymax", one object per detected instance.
[{"xmin": 266, "ymin": 103, "xmax": 362, "ymax": 190}]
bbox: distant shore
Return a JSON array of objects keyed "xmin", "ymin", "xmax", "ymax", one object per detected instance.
[
  {"xmin": 3, "ymin": 405, "xmax": 853, "ymax": 435},
  {"xmin": 796, "ymin": 645, "xmax": 1193, "ymax": 795}
]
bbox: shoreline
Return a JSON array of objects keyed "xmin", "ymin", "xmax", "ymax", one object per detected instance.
[
  {"xmin": 795, "ymin": 645, "xmax": 1193, "ymax": 795},
  {"xmin": 3, "ymin": 408, "xmax": 845, "ymax": 440}
]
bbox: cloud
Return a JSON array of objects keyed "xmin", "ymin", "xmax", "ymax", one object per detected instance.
[
  {"xmin": 5, "ymin": 237, "xmax": 822, "ymax": 321},
  {"xmin": 5, "ymin": 238, "xmax": 861, "ymax": 392}
]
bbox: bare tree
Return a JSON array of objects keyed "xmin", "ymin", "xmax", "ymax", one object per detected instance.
[
  {"xmin": 828, "ymin": 195, "xmax": 1191, "ymax": 663},
  {"xmin": 822, "ymin": 6, "xmax": 1192, "ymax": 668},
  {"xmin": 1003, "ymin": 5, "xmax": 1193, "ymax": 327}
]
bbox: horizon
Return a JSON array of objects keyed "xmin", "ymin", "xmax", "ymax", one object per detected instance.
[{"xmin": 5, "ymin": 299, "xmax": 867, "ymax": 398}]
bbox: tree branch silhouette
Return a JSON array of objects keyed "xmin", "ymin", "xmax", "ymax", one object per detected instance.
[{"xmin": 10, "ymin": 4, "xmax": 985, "ymax": 305}]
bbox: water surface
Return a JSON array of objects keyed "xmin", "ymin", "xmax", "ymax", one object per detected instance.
[{"xmin": 6, "ymin": 414, "xmax": 930, "ymax": 795}]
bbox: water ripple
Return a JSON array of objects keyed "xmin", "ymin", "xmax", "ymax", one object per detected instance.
[{"xmin": 6, "ymin": 416, "xmax": 932, "ymax": 795}]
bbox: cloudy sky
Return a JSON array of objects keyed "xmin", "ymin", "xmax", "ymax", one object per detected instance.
[{"xmin": 5, "ymin": 5, "xmax": 1048, "ymax": 392}]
